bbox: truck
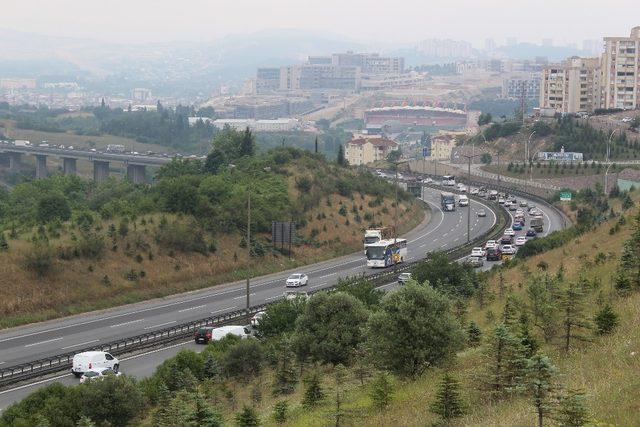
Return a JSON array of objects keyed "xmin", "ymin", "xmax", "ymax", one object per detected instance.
[
  {"xmin": 13, "ymin": 140, "xmax": 31, "ymax": 147},
  {"xmin": 458, "ymin": 195, "xmax": 469, "ymax": 207},
  {"xmin": 530, "ymin": 217, "xmax": 544, "ymax": 233},
  {"xmin": 106, "ymin": 144, "xmax": 126, "ymax": 153},
  {"xmin": 364, "ymin": 227, "xmax": 394, "ymax": 252},
  {"xmin": 441, "ymin": 192, "xmax": 456, "ymax": 212}
]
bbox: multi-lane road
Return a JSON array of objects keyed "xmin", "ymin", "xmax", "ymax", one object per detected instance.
[{"xmin": 0, "ymin": 186, "xmax": 563, "ymax": 409}]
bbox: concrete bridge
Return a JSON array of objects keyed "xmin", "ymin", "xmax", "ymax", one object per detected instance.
[{"xmin": 0, "ymin": 142, "xmax": 181, "ymax": 184}]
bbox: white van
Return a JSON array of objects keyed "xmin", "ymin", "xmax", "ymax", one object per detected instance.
[
  {"xmin": 71, "ymin": 351, "xmax": 119, "ymax": 378},
  {"xmin": 458, "ymin": 195, "xmax": 469, "ymax": 207},
  {"xmin": 194, "ymin": 325, "xmax": 250, "ymax": 344}
]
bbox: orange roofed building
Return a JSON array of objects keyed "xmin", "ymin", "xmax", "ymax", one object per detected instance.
[{"xmin": 344, "ymin": 137, "xmax": 399, "ymax": 165}]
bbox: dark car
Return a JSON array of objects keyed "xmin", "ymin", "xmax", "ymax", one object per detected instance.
[
  {"xmin": 501, "ymin": 234, "xmax": 513, "ymax": 244},
  {"xmin": 194, "ymin": 327, "xmax": 215, "ymax": 344},
  {"xmin": 526, "ymin": 228, "xmax": 537, "ymax": 237},
  {"xmin": 486, "ymin": 247, "xmax": 503, "ymax": 261}
]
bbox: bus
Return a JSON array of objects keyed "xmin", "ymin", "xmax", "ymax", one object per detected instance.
[
  {"xmin": 442, "ymin": 175, "xmax": 456, "ymax": 186},
  {"xmin": 365, "ymin": 238, "xmax": 408, "ymax": 268},
  {"xmin": 441, "ymin": 192, "xmax": 456, "ymax": 212}
]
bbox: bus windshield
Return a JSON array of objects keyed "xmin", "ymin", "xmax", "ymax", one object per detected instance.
[
  {"xmin": 366, "ymin": 246, "xmax": 387, "ymax": 260},
  {"xmin": 364, "ymin": 236, "xmax": 380, "ymax": 244}
]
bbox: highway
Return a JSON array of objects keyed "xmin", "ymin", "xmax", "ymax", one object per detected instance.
[{"xmin": 0, "ymin": 186, "xmax": 564, "ymax": 409}]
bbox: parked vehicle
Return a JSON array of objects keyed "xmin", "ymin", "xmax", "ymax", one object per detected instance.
[
  {"xmin": 71, "ymin": 351, "xmax": 119, "ymax": 378},
  {"xmin": 80, "ymin": 367, "xmax": 121, "ymax": 383},
  {"xmin": 194, "ymin": 325, "xmax": 250, "ymax": 344},
  {"xmin": 286, "ymin": 273, "xmax": 308, "ymax": 287},
  {"xmin": 486, "ymin": 247, "xmax": 502, "ymax": 261},
  {"xmin": 398, "ymin": 272, "xmax": 412, "ymax": 284}
]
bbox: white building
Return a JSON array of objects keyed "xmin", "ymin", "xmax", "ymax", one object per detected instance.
[{"xmin": 212, "ymin": 118, "xmax": 299, "ymax": 132}]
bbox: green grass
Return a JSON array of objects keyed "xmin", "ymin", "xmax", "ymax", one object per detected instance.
[{"xmin": 482, "ymin": 164, "xmax": 629, "ymax": 180}]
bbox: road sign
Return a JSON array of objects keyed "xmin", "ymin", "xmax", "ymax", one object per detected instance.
[{"xmin": 560, "ymin": 191, "xmax": 572, "ymax": 201}]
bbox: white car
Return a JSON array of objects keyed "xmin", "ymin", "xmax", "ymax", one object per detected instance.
[
  {"xmin": 422, "ymin": 177, "xmax": 433, "ymax": 184},
  {"xmin": 284, "ymin": 290, "xmax": 309, "ymax": 301},
  {"xmin": 498, "ymin": 197, "xmax": 505, "ymax": 204},
  {"xmin": 457, "ymin": 183, "xmax": 467, "ymax": 192},
  {"xmin": 515, "ymin": 236, "xmax": 527, "ymax": 246},
  {"xmin": 471, "ymin": 247, "xmax": 485, "ymax": 258},
  {"xmin": 286, "ymin": 273, "xmax": 308, "ymax": 287},
  {"xmin": 477, "ymin": 209, "xmax": 487, "ymax": 217},
  {"xmin": 504, "ymin": 228, "xmax": 516, "ymax": 236},
  {"xmin": 519, "ymin": 201, "xmax": 528, "ymax": 208},
  {"xmin": 470, "ymin": 188, "xmax": 479, "ymax": 195},
  {"xmin": 398, "ymin": 272, "xmax": 412, "ymax": 284},
  {"xmin": 484, "ymin": 240, "xmax": 497, "ymax": 250},
  {"xmin": 501, "ymin": 244, "xmax": 517, "ymax": 255},
  {"xmin": 250, "ymin": 311, "xmax": 265, "ymax": 327},
  {"xmin": 80, "ymin": 367, "xmax": 122, "ymax": 383},
  {"xmin": 71, "ymin": 351, "xmax": 119, "ymax": 378},
  {"xmin": 622, "ymin": 117, "xmax": 633, "ymax": 123}
]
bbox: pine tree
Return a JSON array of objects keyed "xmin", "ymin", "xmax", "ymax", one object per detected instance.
[
  {"xmin": 0, "ymin": 232, "xmax": 8, "ymax": 251},
  {"xmin": 527, "ymin": 276, "xmax": 559, "ymax": 342},
  {"xmin": 560, "ymin": 281, "xmax": 592, "ymax": 352},
  {"xmin": 554, "ymin": 390, "xmax": 590, "ymax": 427},
  {"xmin": 240, "ymin": 127, "xmax": 255, "ymax": 157},
  {"xmin": 192, "ymin": 392, "xmax": 223, "ymax": 427},
  {"xmin": 337, "ymin": 145, "xmax": 347, "ymax": 167},
  {"xmin": 352, "ymin": 343, "xmax": 372, "ymax": 386},
  {"xmin": 466, "ymin": 321, "xmax": 482, "ymax": 346},
  {"xmin": 479, "ymin": 323, "xmax": 528, "ymax": 399},
  {"xmin": 302, "ymin": 370, "xmax": 325, "ymax": 408},
  {"xmin": 272, "ymin": 400, "xmax": 289, "ymax": 424},
  {"xmin": 430, "ymin": 373, "xmax": 465, "ymax": 422},
  {"xmin": 272, "ymin": 337, "xmax": 298, "ymax": 395},
  {"xmin": 594, "ymin": 303, "xmax": 618, "ymax": 335},
  {"xmin": 524, "ymin": 353, "xmax": 558, "ymax": 427},
  {"xmin": 204, "ymin": 354, "xmax": 221, "ymax": 380},
  {"xmin": 235, "ymin": 405, "xmax": 260, "ymax": 427},
  {"xmin": 332, "ymin": 364, "xmax": 347, "ymax": 427},
  {"xmin": 76, "ymin": 415, "xmax": 96, "ymax": 427},
  {"xmin": 518, "ymin": 314, "xmax": 539, "ymax": 358},
  {"xmin": 369, "ymin": 372, "xmax": 394, "ymax": 410},
  {"xmin": 502, "ymin": 293, "xmax": 521, "ymax": 329}
]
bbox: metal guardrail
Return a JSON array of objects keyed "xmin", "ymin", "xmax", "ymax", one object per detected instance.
[{"xmin": 0, "ymin": 181, "xmax": 551, "ymax": 388}]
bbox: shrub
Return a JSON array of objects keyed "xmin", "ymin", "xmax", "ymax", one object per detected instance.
[
  {"xmin": 22, "ymin": 241, "xmax": 54, "ymax": 277},
  {"xmin": 155, "ymin": 221, "xmax": 208, "ymax": 254}
]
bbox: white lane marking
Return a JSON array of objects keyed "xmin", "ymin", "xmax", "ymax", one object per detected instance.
[
  {"xmin": 420, "ymin": 243, "xmax": 427, "ymax": 248},
  {"xmin": 24, "ymin": 337, "xmax": 64, "ymax": 348},
  {"xmin": 0, "ymin": 362, "xmax": 4, "ymax": 365},
  {"xmin": 178, "ymin": 304, "xmax": 206, "ymax": 313},
  {"xmin": 109, "ymin": 319, "xmax": 145, "ymax": 328},
  {"xmin": 211, "ymin": 306, "xmax": 237, "ymax": 314},
  {"xmin": 61, "ymin": 339, "xmax": 99, "ymax": 350},
  {"xmin": 317, "ymin": 272, "xmax": 337, "ymax": 279},
  {"xmin": 443, "ymin": 233, "xmax": 448, "ymax": 237},
  {"xmin": 265, "ymin": 296, "xmax": 280, "ymax": 301},
  {"xmin": 233, "ymin": 293, "xmax": 256, "ymax": 300},
  {"xmin": 407, "ymin": 199, "xmax": 445, "ymax": 243},
  {"xmin": 310, "ymin": 282, "xmax": 327, "ymax": 289},
  {"xmin": 144, "ymin": 321, "xmax": 176, "ymax": 330}
]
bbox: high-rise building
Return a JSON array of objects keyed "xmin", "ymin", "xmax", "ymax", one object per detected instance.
[
  {"xmin": 255, "ymin": 68, "xmax": 281, "ymax": 93},
  {"xmin": 601, "ymin": 26, "xmax": 640, "ymax": 110},
  {"xmin": 539, "ymin": 57, "xmax": 601, "ymax": 114},
  {"xmin": 279, "ymin": 64, "xmax": 361, "ymax": 90}
]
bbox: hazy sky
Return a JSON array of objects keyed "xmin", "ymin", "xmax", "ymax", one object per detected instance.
[{"xmin": 2, "ymin": 0, "xmax": 639, "ymax": 46}]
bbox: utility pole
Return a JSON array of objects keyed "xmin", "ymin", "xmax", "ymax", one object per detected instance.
[
  {"xmin": 605, "ymin": 129, "xmax": 618, "ymax": 192},
  {"xmin": 462, "ymin": 153, "xmax": 481, "ymax": 243},
  {"xmin": 392, "ymin": 160, "xmax": 408, "ymax": 271},
  {"xmin": 246, "ymin": 187, "xmax": 251, "ymax": 311},
  {"xmin": 520, "ymin": 81, "xmax": 526, "ymax": 125}
]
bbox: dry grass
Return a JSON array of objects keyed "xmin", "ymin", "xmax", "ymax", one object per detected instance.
[{"xmin": 0, "ymin": 169, "xmax": 425, "ymax": 328}]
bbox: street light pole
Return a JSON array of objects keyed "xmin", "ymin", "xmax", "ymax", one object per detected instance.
[
  {"xmin": 527, "ymin": 131, "xmax": 536, "ymax": 168},
  {"xmin": 246, "ymin": 187, "xmax": 251, "ymax": 310},
  {"xmin": 604, "ymin": 129, "xmax": 618, "ymax": 193}
]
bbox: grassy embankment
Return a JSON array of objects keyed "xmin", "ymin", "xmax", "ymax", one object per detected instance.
[
  {"xmin": 482, "ymin": 163, "xmax": 630, "ymax": 180},
  {"xmin": 0, "ymin": 163, "xmax": 425, "ymax": 329},
  {"xmin": 272, "ymin": 193, "xmax": 639, "ymax": 426}
]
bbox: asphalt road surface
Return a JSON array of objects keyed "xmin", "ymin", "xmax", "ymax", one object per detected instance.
[{"xmin": 0, "ymin": 187, "xmax": 565, "ymax": 410}]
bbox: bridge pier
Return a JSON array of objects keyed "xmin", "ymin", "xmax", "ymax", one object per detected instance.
[
  {"xmin": 8, "ymin": 153, "xmax": 22, "ymax": 172},
  {"xmin": 62, "ymin": 157, "xmax": 77, "ymax": 176},
  {"xmin": 35, "ymin": 154, "xmax": 48, "ymax": 179},
  {"xmin": 126, "ymin": 164, "xmax": 146, "ymax": 184},
  {"xmin": 93, "ymin": 160, "xmax": 110, "ymax": 183}
]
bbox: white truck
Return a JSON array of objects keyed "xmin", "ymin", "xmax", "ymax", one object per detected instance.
[
  {"xmin": 13, "ymin": 140, "xmax": 31, "ymax": 147},
  {"xmin": 363, "ymin": 227, "xmax": 394, "ymax": 252},
  {"xmin": 106, "ymin": 144, "xmax": 126, "ymax": 153},
  {"xmin": 458, "ymin": 195, "xmax": 469, "ymax": 207}
]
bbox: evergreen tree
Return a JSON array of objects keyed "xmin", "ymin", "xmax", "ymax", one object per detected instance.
[
  {"xmin": 478, "ymin": 323, "xmax": 528, "ymax": 399},
  {"xmin": 192, "ymin": 392, "xmax": 224, "ymax": 427},
  {"xmin": 430, "ymin": 373, "xmax": 465, "ymax": 422},
  {"xmin": 518, "ymin": 314, "xmax": 539, "ymax": 358},
  {"xmin": 0, "ymin": 232, "xmax": 8, "ymax": 251},
  {"xmin": 337, "ymin": 145, "xmax": 347, "ymax": 167},
  {"xmin": 272, "ymin": 337, "xmax": 298, "ymax": 395},
  {"xmin": 619, "ymin": 213, "xmax": 640, "ymax": 287},
  {"xmin": 302, "ymin": 370, "xmax": 325, "ymax": 408},
  {"xmin": 524, "ymin": 353, "xmax": 558, "ymax": 427},
  {"xmin": 369, "ymin": 372, "xmax": 394, "ymax": 410},
  {"xmin": 204, "ymin": 354, "xmax": 221, "ymax": 380},
  {"xmin": 332, "ymin": 364, "xmax": 348, "ymax": 427},
  {"xmin": 240, "ymin": 127, "xmax": 255, "ymax": 157},
  {"xmin": 272, "ymin": 400, "xmax": 289, "ymax": 424},
  {"xmin": 614, "ymin": 268, "xmax": 632, "ymax": 295},
  {"xmin": 560, "ymin": 282, "xmax": 592, "ymax": 351},
  {"xmin": 466, "ymin": 321, "xmax": 482, "ymax": 346},
  {"xmin": 594, "ymin": 303, "xmax": 618, "ymax": 335},
  {"xmin": 352, "ymin": 343, "xmax": 372, "ymax": 386},
  {"xmin": 554, "ymin": 390, "xmax": 590, "ymax": 427},
  {"xmin": 235, "ymin": 405, "xmax": 260, "ymax": 427},
  {"xmin": 76, "ymin": 415, "xmax": 96, "ymax": 427},
  {"xmin": 502, "ymin": 293, "xmax": 521, "ymax": 329}
]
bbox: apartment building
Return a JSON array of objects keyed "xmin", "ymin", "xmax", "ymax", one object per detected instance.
[
  {"xmin": 279, "ymin": 64, "xmax": 360, "ymax": 91},
  {"xmin": 601, "ymin": 27, "xmax": 640, "ymax": 110},
  {"xmin": 344, "ymin": 137, "xmax": 398, "ymax": 166},
  {"xmin": 430, "ymin": 131, "xmax": 466, "ymax": 160},
  {"xmin": 539, "ymin": 57, "xmax": 601, "ymax": 114},
  {"xmin": 255, "ymin": 68, "xmax": 281, "ymax": 93},
  {"xmin": 331, "ymin": 52, "xmax": 404, "ymax": 74}
]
